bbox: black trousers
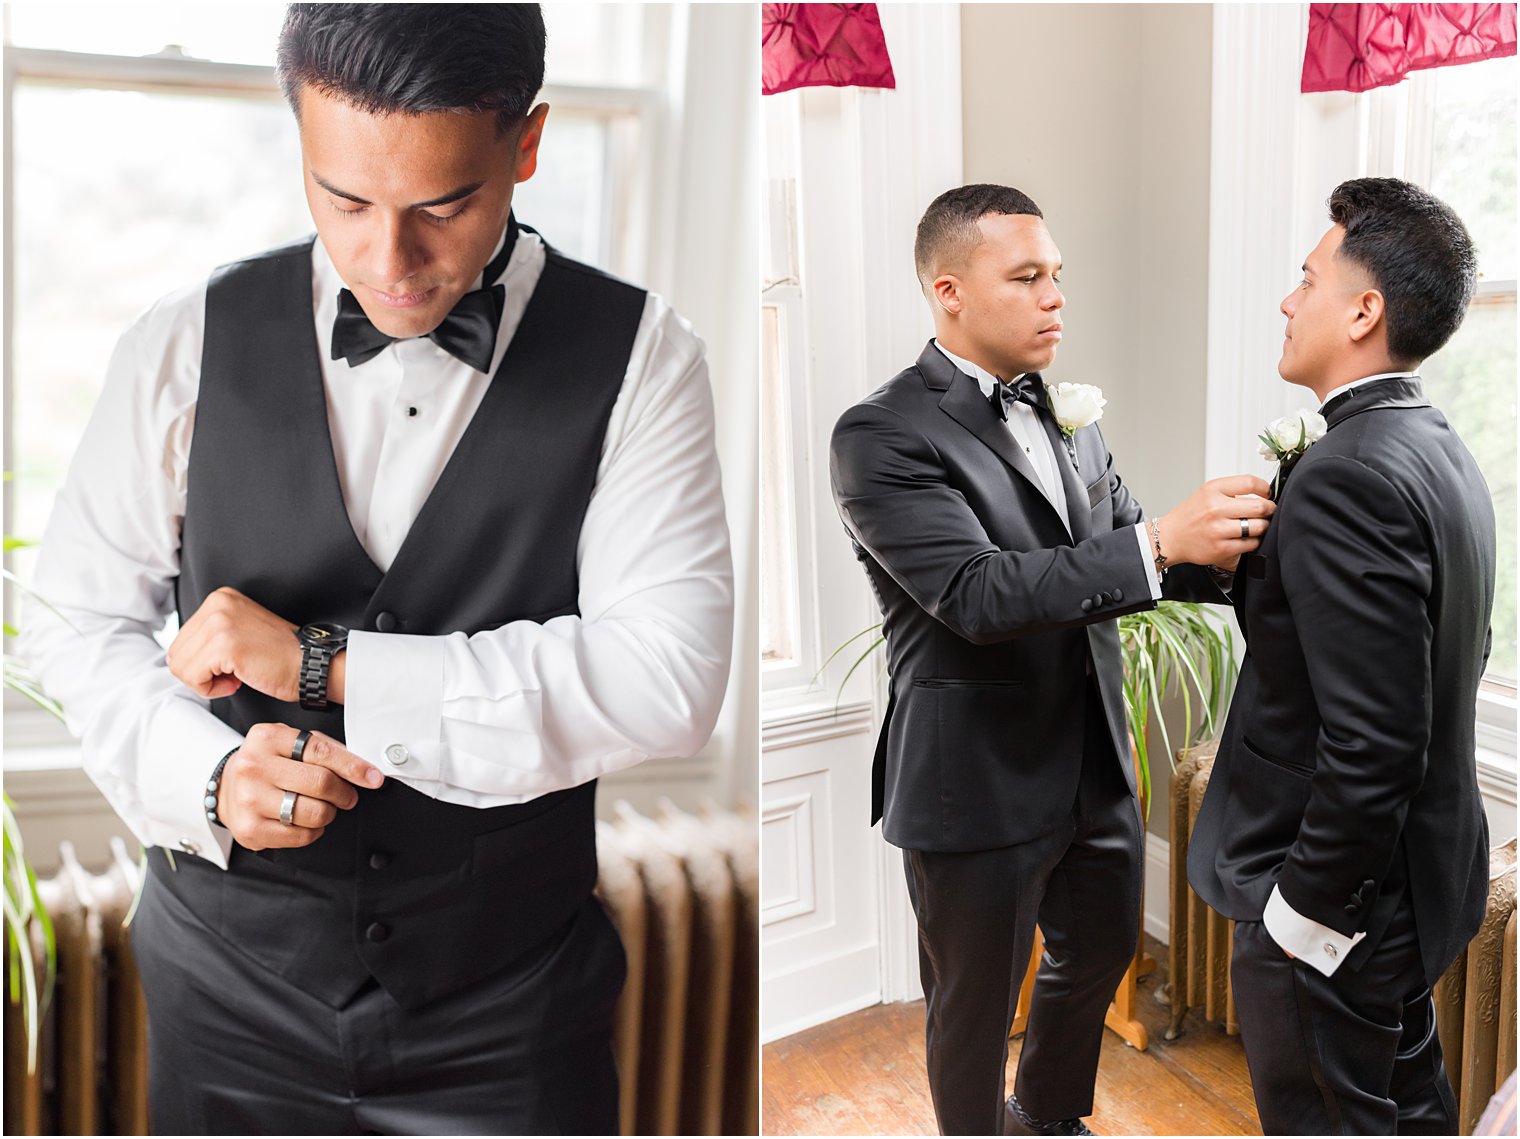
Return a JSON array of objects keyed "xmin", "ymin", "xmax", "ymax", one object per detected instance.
[
  {"xmin": 130, "ymin": 860, "xmax": 625, "ymax": 1135},
  {"xmin": 1231, "ymin": 894, "xmax": 1458, "ymax": 1135},
  {"xmin": 902, "ymin": 683, "xmax": 1144, "ymax": 1136}
]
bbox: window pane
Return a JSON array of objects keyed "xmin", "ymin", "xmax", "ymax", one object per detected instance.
[
  {"xmin": 760, "ymin": 303, "xmax": 798, "ymax": 667},
  {"xmin": 7, "ymin": 3, "xmax": 285, "ymax": 66},
  {"xmin": 513, "ymin": 110, "xmax": 637, "ymax": 270},
  {"xmin": 9, "ymin": 83, "xmax": 308, "ymax": 585},
  {"xmin": 1421, "ymin": 298, "xmax": 1518, "ymax": 682},
  {"xmin": 1428, "ymin": 57, "xmax": 1517, "ymax": 282}
]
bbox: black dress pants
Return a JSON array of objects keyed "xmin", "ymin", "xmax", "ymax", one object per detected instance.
[
  {"xmin": 1231, "ymin": 893, "xmax": 1458, "ymax": 1136},
  {"xmin": 902, "ymin": 683, "xmax": 1144, "ymax": 1136},
  {"xmin": 130, "ymin": 858, "xmax": 625, "ymax": 1136}
]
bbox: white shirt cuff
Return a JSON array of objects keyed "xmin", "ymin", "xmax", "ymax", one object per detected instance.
[
  {"xmin": 1133, "ymin": 521, "xmax": 1163, "ymax": 600},
  {"xmin": 140, "ymin": 697, "xmax": 242, "ymax": 869},
  {"xmin": 343, "ymin": 630, "xmax": 446, "ymax": 787},
  {"xmin": 1263, "ymin": 882, "xmax": 1366, "ymax": 977}
]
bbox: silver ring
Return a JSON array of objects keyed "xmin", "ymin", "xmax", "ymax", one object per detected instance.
[
  {"xmin": 279, "ymin": 789, "xmax": 298, "ymax": 826},
  {"xmin": 1239, "ymin": 518, "xmax": 1250, "ymax": 539},
  {"xmin": 291, "ymin": 729, "xmax": 312, "ymax": 763}
]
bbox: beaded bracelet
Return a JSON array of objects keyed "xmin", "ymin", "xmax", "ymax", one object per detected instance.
[{"xmin": 204, "ymin": 745, "xmax": 241, "ymax": 828}]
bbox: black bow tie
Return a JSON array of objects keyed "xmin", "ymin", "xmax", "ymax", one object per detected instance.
[
  {"xmin": 330, "ymin": 215, "xmax": 519, "ymax": 373},
  {"xmin": 989, "ymin": 374, "xmax": 1045, "ymax": 421}
]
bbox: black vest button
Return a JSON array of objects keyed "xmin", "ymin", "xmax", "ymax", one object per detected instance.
[
  {"xmin": 366, "ymin": 922, "xmax": 390, "ymax": 943},
  {"xmin": 369, "ymin": 852, "xmax": 391, "ymax": 871},
  {"xmin": 375, "ymin": 611, "xmax": 399, "ymax": 633}
]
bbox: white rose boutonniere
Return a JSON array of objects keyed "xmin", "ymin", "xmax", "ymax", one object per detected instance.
[
  {"xmin": 1043, "ymin": 382, "xmax": 1106, "ymax": 473},
  {"xmin": 1256, "ymin": 407, "xmax": 1327, "ymax": 497}
]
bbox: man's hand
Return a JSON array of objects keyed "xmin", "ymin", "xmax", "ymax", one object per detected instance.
[
  {"xmin": 1156, "ymin": 476, "xmax": 1276, "ymax": 572},
  {"xmin": 215, "ymin": 724, "xmax": 384, "ymax": 851},
  {"xmin": 168, "ymin": 587, "xmax": 304, "ymax": 702}
]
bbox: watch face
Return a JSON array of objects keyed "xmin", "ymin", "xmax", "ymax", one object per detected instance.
[{"xmin": 301, "ymin": 622, "xmax": 349, "ymax": 646}]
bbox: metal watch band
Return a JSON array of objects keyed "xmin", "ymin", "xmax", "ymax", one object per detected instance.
[{"xmin": 299, "ymin": 643, "xmax": 334, "ymax": 711}]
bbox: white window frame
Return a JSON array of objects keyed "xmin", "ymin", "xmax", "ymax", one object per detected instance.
[
  {"xmin": 1363, "ymin": 60, "xmax": 1518, "ymax": 759},
  {"xmin": 1, "ymin": 10, "xmax": 680, "ymax": 756}
]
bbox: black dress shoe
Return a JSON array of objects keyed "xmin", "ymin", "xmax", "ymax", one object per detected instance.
[{"xmin": 1002, "ymin": 1094, "xmax": 1094, "ymax": 1136}]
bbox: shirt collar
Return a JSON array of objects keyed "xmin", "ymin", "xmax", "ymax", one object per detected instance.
[
  {"xmin": 933, "ymin": 340, "xmax": 1025, "ymax": 396},
  {"xmin": 1319, "ymin": 370, "xmax": 1420, "ymax": 412}
]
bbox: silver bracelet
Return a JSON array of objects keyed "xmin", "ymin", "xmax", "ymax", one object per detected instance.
[{"xmin": 1149, "ymin": 517, "xmax": 1168, "ymax": 577}]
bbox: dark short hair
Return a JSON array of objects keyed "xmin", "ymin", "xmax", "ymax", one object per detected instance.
[
  {"xmin": 277, "ymin": 4, "xmax": 546, "ymax": 136},
  {"xmin": 914, "ymin": 184, "xmax": 1044, "ymax": 287},
  {"xmin": 1327, "ymin": 177, "xmax": 1476, "ymax": 364}
]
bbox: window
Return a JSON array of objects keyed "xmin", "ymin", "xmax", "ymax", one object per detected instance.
[
  {"xmin": 2, "ymin": 3, "xmax": 675, "ymax": 738},
  {"xmin": 1364, "ymin": 56, "xmax": 1517, "ymax": 689},
  {"xmin": 759, "ymin": 96, "xmax": 820, "ymax": 694}
]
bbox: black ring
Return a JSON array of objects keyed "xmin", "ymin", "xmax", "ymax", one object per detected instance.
[{"xmin": 291, "ymin": 729, "xmax": 313, "ymax": 763}]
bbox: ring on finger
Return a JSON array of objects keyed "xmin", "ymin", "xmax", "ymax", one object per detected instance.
[
  {"xmin": 279, "ymin": 789, "xmax": 299, "ymax": 826},
  {"xmin": 1239, "ymin": 518, "xmax": 1250, "ymax": 539},
  {"xmin": 291, "ymin": 728, "xmax": 313, "ymax": 764}
]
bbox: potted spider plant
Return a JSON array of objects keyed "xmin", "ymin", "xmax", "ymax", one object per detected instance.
[
  {"xmin": 4, "ymin": 537, "xmax": 63, "ymax": 1076},
  {"xmin": 823, "ymin": 600, "xmax": 1240, "ymax": 819}
]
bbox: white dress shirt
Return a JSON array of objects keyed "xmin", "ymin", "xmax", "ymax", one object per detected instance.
[
  {"xmin": 21, "ymin": 226, "xmax": 735, "ymax": 869},
  {"xmin": 933, "ymin": 342, "xmax": 1162, "ymax": 599},
  {"xmin": 1261, "ymin": 368, "xmax": 1419, "ymax": 976}
]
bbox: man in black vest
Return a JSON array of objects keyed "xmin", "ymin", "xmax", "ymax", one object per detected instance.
[
  {"xmin": 1188, "ymin": 179, "xmax": 1495, "ymax": 1135},
  {"xmin": 21, "ymin": 6, "xmax": 733, "ymax": 1133},
  {"xmin": 829, "ymin": 184, "xmax": 1275, "ymax": 1136}
]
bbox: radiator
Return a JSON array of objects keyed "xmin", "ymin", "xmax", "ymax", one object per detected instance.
[
  {"xmin": 1163, "ymin": 742, "xmax": 1519, "ymax": 1134},
  {"xmin": 4, "ymin": 801, "xmax": 759, "ymax": 1138}
]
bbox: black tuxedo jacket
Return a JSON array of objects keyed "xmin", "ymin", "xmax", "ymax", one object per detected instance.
[
  {"xmin": 1188, "ymin": 377, "xmax": 1495, "ymax": 985},
  {"xmin": 829, "ymin": 341, "xmax": 1226, "ymax": 852}
]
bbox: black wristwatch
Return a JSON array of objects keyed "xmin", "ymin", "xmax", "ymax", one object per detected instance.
[{"xmin": 295, "ymin": 622, "xmax": 349, "ymax": 711}]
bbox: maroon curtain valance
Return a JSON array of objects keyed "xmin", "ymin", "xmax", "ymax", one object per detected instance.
[
  {"xmin": 761, "ymin": 3, "xmax": 896, "ymax": 96},
  {"xmin": 1302, "ymin": 3, "xmax": 1516, "ymax": 94}
]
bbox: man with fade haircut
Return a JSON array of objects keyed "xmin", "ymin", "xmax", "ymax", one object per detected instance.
[
  {"xmin": 1190, "ymin": 177, "xmax": 1495, "ymax": 1136},
  {"xmin": 830, "ymin": 182, "xmax": 1274, "ymax": 1135},
  {"xmin": 21, "ymin": 5, "xmax": 733, "ymax": 1133}
]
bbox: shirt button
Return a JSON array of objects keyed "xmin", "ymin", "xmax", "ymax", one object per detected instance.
[
  {"xmin": 375, "ymin": 611, "xmax": 398, "ymax": 633},
  {"xmin": 385, "ymin": 744, "xmax": 410, "ymax": 766},
  {"xmin": 366, "ymin": 922, "xmax": 390, "ymax": 943},
  {"xmin": 369, "ymin": 851, "xmax": 391, "ymax": 871}
]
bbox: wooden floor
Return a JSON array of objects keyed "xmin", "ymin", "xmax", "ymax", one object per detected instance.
[{"xmin": 762, "ymin": 935, "xmax": 1261, "ymax": 1136}]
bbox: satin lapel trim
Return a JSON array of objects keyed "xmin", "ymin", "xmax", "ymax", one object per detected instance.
[
  {"xmin": 938, "ymin": 377, "xmax": 1066, "ymax": 533},
  {"xmin": 1037, "ymin": 410, "xmax": 1090, "ymax": 543}
]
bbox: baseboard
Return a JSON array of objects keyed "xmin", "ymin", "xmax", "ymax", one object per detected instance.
[{"xmin": 1144, "ymin": 831, "xmax": 1171, "ymax": 947}]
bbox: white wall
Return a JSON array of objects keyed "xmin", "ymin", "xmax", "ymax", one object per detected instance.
[{"xmin": 962, "ymin": 3, "xmax": 1215, "ymax": 838}]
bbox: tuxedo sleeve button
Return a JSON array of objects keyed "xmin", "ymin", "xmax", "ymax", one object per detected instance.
[
  {"xmin": 1112, "ymin": 588, "xmax": 1123, "ymax": 603},
  {"xmin": 1100, "ymin": 592, "xmax": 1113, "ymax": 605},
  {"xmin": 1080, "ymin": 598, "xmax": 1093, "ymax": 613}
]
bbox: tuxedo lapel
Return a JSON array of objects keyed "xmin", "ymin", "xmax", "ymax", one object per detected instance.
[{"xmin": 1036, "ymin": 404, "xmax": 1091, "ymax": 543}]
